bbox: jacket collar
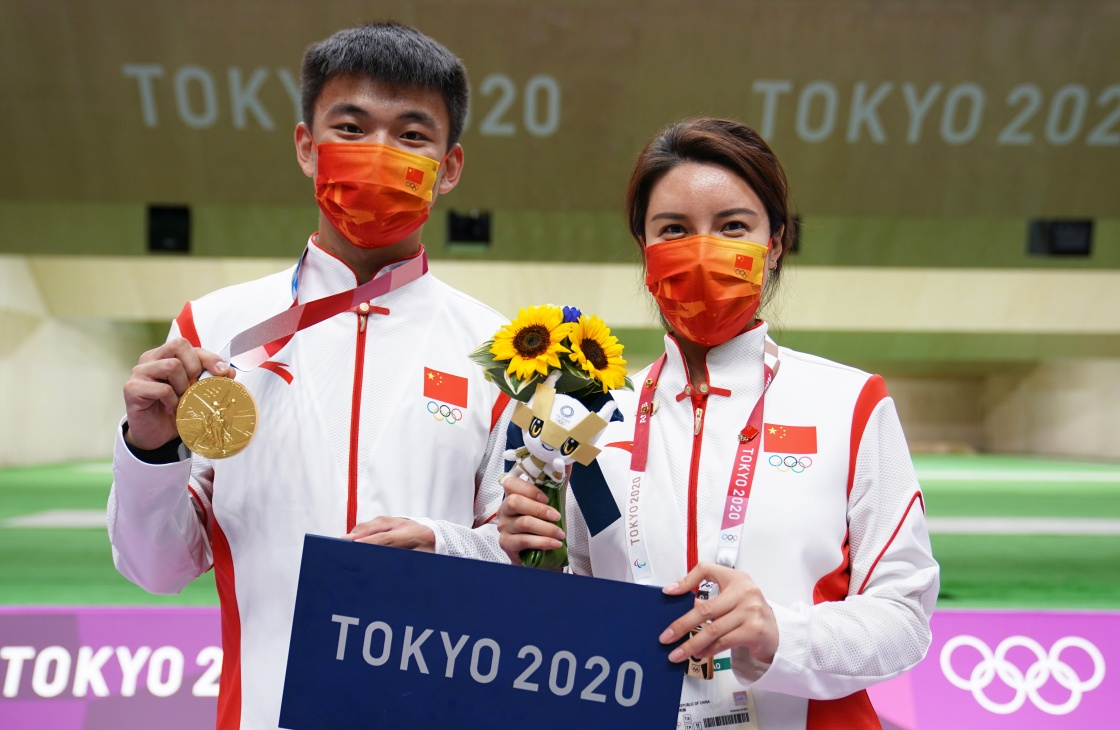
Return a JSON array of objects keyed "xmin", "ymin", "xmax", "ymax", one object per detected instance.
[
  {"xmin": 660, "ymin": 321, "xmax": 769, "ymax": 398},
  {"xmin": 295, "ymin": 235, "xmax": 427, "ymax": 304}
]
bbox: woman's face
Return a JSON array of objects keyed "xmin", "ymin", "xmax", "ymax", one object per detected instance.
[{"xmin": 643, "ymin": 161, "xmax": 782, "ymax": 266}]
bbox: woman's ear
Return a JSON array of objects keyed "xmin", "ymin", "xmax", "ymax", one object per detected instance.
[{"xmin": 767, "ymin": 226, "xmax": 785, "ymax": 270}]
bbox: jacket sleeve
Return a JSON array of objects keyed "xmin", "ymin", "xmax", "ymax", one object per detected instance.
[
  {"xmin": 739, "ymin": 395, "xmax": 940, "ymax": 699},
  {"xmin": 106, "ymin": 317, "xmax": 217, "ymax": 594},
  {"xmin": 414, "ymin": 397, "xmax": 515, "ymax": 563},
  {"xmin": 107, "ymin": 420, "xmax": 216, "ymax": 594}
]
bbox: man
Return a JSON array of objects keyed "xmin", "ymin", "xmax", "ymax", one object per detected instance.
[{"xmin": 109, "ymin": 23, "xmax": 511, "ymax": 729}]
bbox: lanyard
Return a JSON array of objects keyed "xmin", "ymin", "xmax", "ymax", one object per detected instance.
[
  {"xmin": 626, "ymin": 341, "xmax": 780, "ymax": 585},
  {"xmin": 220, "ymin": 245, "xmax": 427, "ymax": 372}
]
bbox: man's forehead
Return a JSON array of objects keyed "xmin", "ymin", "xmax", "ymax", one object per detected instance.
[{"xmin": 316, "ymin": 74, "xmax": 448, "ymax": 122}]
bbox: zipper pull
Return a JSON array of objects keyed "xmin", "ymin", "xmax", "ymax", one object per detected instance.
[
  {"xmin": 358, "ymin": 302, "xmax": 370, "ymax": 333},
  {"xmin": 694, "ymin": 405, "xmax": 704, "ymax": 435}
]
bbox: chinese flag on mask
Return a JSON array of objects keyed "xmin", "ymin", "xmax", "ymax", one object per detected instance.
[
  {"xmin": 424, "ymin": 368, "xmax": 469, "ymax": 408},
  {"xmin": 763, "ymin": 423, "xmax": 817, "ymax": 454}
]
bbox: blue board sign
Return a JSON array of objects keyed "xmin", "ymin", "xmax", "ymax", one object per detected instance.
[{"xmin": 280, "ymin": 535, "xmax": 691, "ymax": 729}]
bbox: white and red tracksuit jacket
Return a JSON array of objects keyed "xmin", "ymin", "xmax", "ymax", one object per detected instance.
[
  {"xmin": 565, "ymin": 322, "xmax": 939, "ymax": 729},
  {"xmin": 108, "ymin": 239, "xmax": 511, "ymax": 729}
]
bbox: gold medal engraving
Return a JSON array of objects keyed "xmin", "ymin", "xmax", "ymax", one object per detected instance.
[{"xmin": 176, "ymin": 377, "xmax": 257, "ymax": 459}]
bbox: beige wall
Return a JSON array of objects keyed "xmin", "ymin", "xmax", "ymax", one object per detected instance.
[
  {"xmin": 884, "ymin": 376, "xmax": 987, "ymax": 453},
  {"xmin": 985, "ymin": 360, "xmax": 1120, "ymax": 460},
  {"xmin": 3, "ymin": 254, "xmax": 1120, "ymax": 466}
]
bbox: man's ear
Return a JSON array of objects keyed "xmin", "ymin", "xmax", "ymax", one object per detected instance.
[
  {"xmin": 294, "ymin": 122, "xmax": 316, "ymax": 179},
  {"xmin": 436, "ymin": 143, "xmax": 464, "ymax": 195}
]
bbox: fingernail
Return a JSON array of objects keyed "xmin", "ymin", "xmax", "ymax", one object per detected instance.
[
  {"xmin": 662, "ymin": 582, "xmax": 680, "ymax": 593},
  {"xmin": 545, "ymin": 508, "xmax": 560, "ymax": 521},
  {"xmin": 215, "ymin": 361, "xmax": 229, "ymax": 372},
  {"xmin": 669, "ymin": 649, "xmax": 684, "ymax": 662},
  {"xmin": 548, "ymin": 539, "xmax": 563, "ymax": 549},
  {"xmin": 536, "ymin": 493, "xmax": 549, "ymax": 504},
  {"xmin": 659, "ymin": 628, "xmax": 674, "ymax": 643},
  {"xmin": 554, "ymin": 529, "xmax": 566, "ymax": 540}
]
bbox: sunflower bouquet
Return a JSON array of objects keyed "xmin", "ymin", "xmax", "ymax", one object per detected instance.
[{"xmin": 470, "ymin": 305, "xmax": 632, "ymax": 570}]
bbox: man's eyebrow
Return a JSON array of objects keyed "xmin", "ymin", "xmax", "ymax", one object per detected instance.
[
  {"xmin": 323, "ymin": 102, "xmax": 370, "ymax": 119},
  {"xmin": 398, "ymin": 109, "xmax": 438, "ymax": 128}
]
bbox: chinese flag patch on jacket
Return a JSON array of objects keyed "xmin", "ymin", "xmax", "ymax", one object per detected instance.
[
  {"xmin": 424, "ymin": 367, "xmax": 469, "ymax": 408},
  {"xmin": 763, "ymin": 423, "xmax": 817, "ymax": 454}
]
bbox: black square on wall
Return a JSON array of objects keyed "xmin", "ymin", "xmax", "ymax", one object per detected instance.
[{"xmin": 148, "ymin": 205, "xmax": 191, "ymax": 254}]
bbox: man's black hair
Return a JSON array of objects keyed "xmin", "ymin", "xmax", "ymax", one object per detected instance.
[{"xmin": 300, "ymin": 22, "xmax": 469, "ymax": 149}]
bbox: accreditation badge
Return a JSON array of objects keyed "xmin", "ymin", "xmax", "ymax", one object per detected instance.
[{"xmin": 677, "ymin": 653, "xmax": 759, "ymax": 730}]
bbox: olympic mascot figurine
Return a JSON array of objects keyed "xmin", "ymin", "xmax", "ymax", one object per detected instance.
[
  {"xmin": 470, "ymin": 304, "xmax": 631, "ymax": 570},
  {"xmin": 504, "ymin": 372, "xmax": 618, "ymax": 569}
]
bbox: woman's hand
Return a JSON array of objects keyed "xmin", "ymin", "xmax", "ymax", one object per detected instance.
[
  {"xmin": 659, "ymin": 562, "xmax": 779, "ymax": 665},
  {"xmin": 496, "ymin": 476, "xmax": 564, "ymax": 565}
]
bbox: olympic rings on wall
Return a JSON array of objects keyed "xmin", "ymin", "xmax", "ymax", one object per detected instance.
[
  {"xmin": 768, "ymin": 454, "xmax": 813, "ymax": 473},
  {"xmin": 940, "ymin": 634, "xmax": 1106, "ymax": 715},
  {"xmin": 426, "ymin": 400, "xmax": 463, "ymax": 424}
]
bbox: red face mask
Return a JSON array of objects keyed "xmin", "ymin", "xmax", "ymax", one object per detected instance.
[
  {"xmin": 314, "ymin": 142, "xmax": 443, "ymax": 249},
  {"xmin": 645, "ymin": 234, "xmax": 771, "ymax": 347}
]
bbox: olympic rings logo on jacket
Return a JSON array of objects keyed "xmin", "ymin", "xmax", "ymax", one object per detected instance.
[
  {"xmin": 940, "ymin": 634, "xmax": 1106, "ymax": 716},
  {"xmin": 427, "ymin": 401, "xmax": 463, "ymax": 424}
]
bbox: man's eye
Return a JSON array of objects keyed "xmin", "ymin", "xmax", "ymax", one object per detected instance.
[{"xmin": 402, "ymin": 130, "xmax": 428, "ymax": 141}]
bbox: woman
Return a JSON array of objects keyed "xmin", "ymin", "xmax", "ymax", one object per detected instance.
[{"xmin": 498, "ymin": 118, "xmax": 939, "ymax": 729}]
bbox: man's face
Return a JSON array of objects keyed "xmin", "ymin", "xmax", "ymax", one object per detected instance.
[
  {"xmin": 295, "ymin": 73, "xmax": 463, "ymax": 205},
  {"xmin": 310, "ymin": 73, "xmax": 451, "ymax": 158}
]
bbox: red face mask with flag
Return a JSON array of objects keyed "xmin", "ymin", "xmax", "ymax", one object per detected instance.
[
  {"xmin": 645, "ymin": 234, "xmax": 771, "ymax": 347},
  {"xmin": 314, "ymin": 141, "xmax": 442, "ymax": 249}
]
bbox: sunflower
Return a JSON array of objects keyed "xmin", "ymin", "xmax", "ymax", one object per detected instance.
[
  {"xmin": 490, "ymin": 305, "xmax": 573, "ymax": 381},
  {"xmin": 567, "ymin": 314, "xmax": 628, "ymax": 392}
]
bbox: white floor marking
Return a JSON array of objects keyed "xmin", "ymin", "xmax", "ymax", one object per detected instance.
[
  {"xmin": 927, "ymin": 517, "xmax": 1120, "ymax": 535},
  {"xmin": 916, "ymin": 470, "xmax": 1120, "ymax": 483},
  {"xmin": 3, "ymin": 509, "xmax": 107, "ymax": 528}
]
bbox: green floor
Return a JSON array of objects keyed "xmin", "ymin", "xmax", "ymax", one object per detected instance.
[{"xmin": 0, "ymin": 455, "xmax": 1118, "ymax": 608}]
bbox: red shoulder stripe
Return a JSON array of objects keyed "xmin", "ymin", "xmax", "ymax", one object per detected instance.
[
  {"xmin": 490, "ymin": 393, "xmax": 512, "ymax": 433},
  {"xmin": 858, "ymin": 491, "xmax": 926, "ymax": 595},
  {"xmin": 847, "ymin": 375, "xmax": 889, "ymax": 498},
  {"xmin": 175, "ymin": 301, "xmax": 201, "ymax": 348}
]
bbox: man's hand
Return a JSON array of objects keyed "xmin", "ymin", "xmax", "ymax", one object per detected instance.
[
  {"xmin": 344, "ymin": 516, "xmax": 436, "ymax": 552},
  {"xmin": 123, "ymin": 338, "xmax": 232, "ymax": 450}
]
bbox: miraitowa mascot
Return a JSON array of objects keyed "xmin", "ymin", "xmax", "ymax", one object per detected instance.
[{"xmin": 504, "ymin": 372, "xmax": 618, "ymax": 569}]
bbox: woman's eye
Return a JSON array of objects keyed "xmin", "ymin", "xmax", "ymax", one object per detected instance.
[
  {"xmin": 660, "ymin": 224, "xmax": 686, "ymax": 237},
  {"xmin": 722, "ymin": 221, "xmax": 748, "ymax": 234}
]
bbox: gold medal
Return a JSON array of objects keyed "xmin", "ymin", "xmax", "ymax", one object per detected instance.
[{"xmin": 176, "ymin": 376, "xmax": 257, "ymax": 459}]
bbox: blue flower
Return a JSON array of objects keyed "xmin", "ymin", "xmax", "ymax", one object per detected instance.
[{"xmin": 562, "ymin": 306, "xmax": 582, "ymax": 323}]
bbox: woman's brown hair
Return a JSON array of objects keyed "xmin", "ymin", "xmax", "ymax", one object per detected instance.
[{"xmin": 625, "ymin": 118, "xmax": 794, "ymax": 306}]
